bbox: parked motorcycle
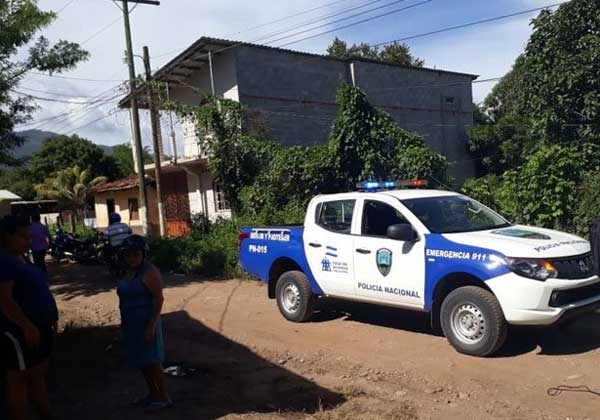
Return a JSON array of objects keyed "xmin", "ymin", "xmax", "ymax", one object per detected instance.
[
  {"xmin": 50, "ymin": 228, "xmax": 100, "ymax": 264},
  {"xmin": 95, "ymin": 233, "xmax": 126, "ymax": 277}
]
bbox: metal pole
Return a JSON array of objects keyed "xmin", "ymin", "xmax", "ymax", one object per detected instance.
[
  {"xmin": 122, "ymin": 0, "xmax": 149, "ymax": 235},
  {"xmin": 208, "ymin": 51, "xmax": 216, "ymax": 95},
  {"xmin": 143, "ymin": 46, "xmax": 166, "ymax": 238}
]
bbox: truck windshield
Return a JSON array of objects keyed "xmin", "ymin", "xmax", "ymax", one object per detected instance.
[{"xmin": 401, "ymin": 195, "xmax": 512, "ymax": 234}]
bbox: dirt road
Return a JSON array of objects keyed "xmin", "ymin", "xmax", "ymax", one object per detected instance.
[{"xmin": 48, "ymin": 264, "xmax": 600, "ymax": 419}]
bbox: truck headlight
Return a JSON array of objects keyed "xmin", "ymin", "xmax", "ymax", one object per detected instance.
[{"xmin": 504, "ymin": 257, "xmax": 558, "ymax": 281}]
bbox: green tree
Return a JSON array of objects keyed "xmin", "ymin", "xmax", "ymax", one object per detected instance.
[
  {"xmin": 111, "ymin": 143, "xmax": 153, "ymax": 176},
  {"xmin": 0, "ymin": 0, "xmax": 89, "ymax": 165},
  {"xmin": 328, "ymin": 84, "xmax": 446, "ymax": 189},
  {"xmin": 29, "ymin": 135, "xmax": 120, "ymax": 182},
  {"xmin": 513, "ymin": 1, "xmax": 600, "ymax": 144},
  {"xmin": 327, "ymin": 37, "xmax": 423, "ymax": 67},
  {"xmin": 35, "ymin": 165, "xmax": 107, "ymax": 217},
  {"xmin": 0, "ymin": 167, "xmax": 36, "ymax": 200}
]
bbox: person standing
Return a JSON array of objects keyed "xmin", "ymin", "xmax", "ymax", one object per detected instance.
[
  {"xmin": 117, "ymin": 235, "xmax": 171, "ymax": 412},
  {"xmin": 30, "ymin": 214, "xmax": 51, "ymax": 273},
  {"xmin": 0, "ymin": 216, "xmax": 59, "ymax": 420}
]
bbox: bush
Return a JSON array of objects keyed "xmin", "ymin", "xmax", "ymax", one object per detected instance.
[
  {"xmin": 148, "ymin": 218, "xmax": 242, "ymax": 277},
  {"xmin": 573, "ymin": 172, "xmax": 600, "ymax": 237}
]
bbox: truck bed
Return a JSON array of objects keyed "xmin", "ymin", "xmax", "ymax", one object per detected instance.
[{"xmin": 239, "ymin": 225, "xmax": 307, "ymax": 283}]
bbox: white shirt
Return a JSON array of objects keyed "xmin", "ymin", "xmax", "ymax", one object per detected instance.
[{"xmin": 105, "ymin": 223, "xmax": 132, "ymax": 247}]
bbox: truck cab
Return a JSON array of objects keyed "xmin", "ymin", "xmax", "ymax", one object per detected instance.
[{"xmin": 239, "ymin": 184, "xmax": 600, "ymax": 357}]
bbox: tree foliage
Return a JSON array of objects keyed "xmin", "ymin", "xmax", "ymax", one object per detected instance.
[
  {"xmin": 170, "ymin": 84, "xmax": 446, "ymax": 222},
  {"xmin": 328, "ymin": 84, "xmax": 446, "ymax": 189},
  {"xmin": 29, "ymin": 135, "xmax": 120, "ymax": 182},
  {"xmin": 327, "ymin": 37, "xmax": 424, "ymax": 67},
  {"xmin": 0, "ymin": 167, "xmax": 36, "ymax": 200},
  {"xmin": 35, "ymin": 165, "xmax": 107, "ymax": 213},
  {"xmin": 0, "ymin": 0, "xmax": 89, "ymax": 165},
  {"xmin": 111, "ymin": 143, "xmax": 153, "ymax": 177},
  {"xmin": 515, "ymin": 1, "xmax": 600, "ymax": 145}
]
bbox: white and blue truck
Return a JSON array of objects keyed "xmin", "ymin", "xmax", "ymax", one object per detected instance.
[{"xmin": 239, "ymin": 181, "xmax": 600, "ymax": 356}]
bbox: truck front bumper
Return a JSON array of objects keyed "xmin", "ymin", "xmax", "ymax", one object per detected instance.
[{"xmin": 486, "ymin": 273, "xmax": 600, "ymax": 325}]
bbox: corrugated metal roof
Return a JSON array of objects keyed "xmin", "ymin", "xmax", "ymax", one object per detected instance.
[
  {"xmin": 91, "ymin": 175, "xmax": 153, "ymax": 193},
  {"xmin": 0, "ymin": 190, "xmax": 22, "ymax": 201},
  {"xmin": 119, "ymin": 36, "xmax": 478, "ymax": 108}
]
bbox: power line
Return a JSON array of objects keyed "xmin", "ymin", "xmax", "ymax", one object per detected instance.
[
  {"xmin": 80, "ymin": 15, "xmax": 124, "ymax": 45},
  {"xmin": 266, "ymin": 0, "xmax": 413, "ymax": 45},
  {"xmin": 9, "ymin": 89, "xmax": 109, "ymax": 105},
  {"xmin": 278, "ymin": 0, "xmax": 431, "ymax": 48},
  {"xmin": 253, "ymin": 0, "xmax": 391, "ymax": 44},
  {"xmin": 56, "ymin": 0, "xmax": 77, "ymax": 14},
  {"xmin": 150, "ymin": 0, "xmax": 361, "ymax": 59},
  {"xmin": 371, "ymin": 1, "xmax": 569, "ymax": 47},
  {"xmin": 63, "ymin": 109, "xmax": 121, "ymax": 135},
  {"xmin": 28, "ymin": 72, "xmax": 126, "ymax": 82},
  {"xmin": 16, "ymin": 85, "xmax": 97, "ymax": 98},
  {"xmin": 225, "ymin": 0, "xmax": 357, "ymax": 39}
]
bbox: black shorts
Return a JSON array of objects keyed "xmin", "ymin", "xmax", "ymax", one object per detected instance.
[{"xmin": 0, "ymin": 326, "xmax": 54, "ymax": 371}]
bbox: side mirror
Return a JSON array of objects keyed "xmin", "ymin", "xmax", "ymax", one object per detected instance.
[{"xmin": 387, "ymin": 223, "xmax": 418, "ymax": 242}]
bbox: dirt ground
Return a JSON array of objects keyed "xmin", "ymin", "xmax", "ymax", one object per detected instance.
[{"xmin": 42, "ymin": 262, "xmax": 600, "ymax": 420}]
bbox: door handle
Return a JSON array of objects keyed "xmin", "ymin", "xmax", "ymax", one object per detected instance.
[
  {"xmin": 356, "ymin": 248, "xmax": 371, "ymax": 254},
  {"xmin": 309, "ymin": 242, "xmax": 322, "ymax": 248}
]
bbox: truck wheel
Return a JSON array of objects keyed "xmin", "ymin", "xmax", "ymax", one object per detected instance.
[
  {"xmin": 275, "ymin": 271, "xmax": 315, "ymax": 323},
  {"xmin": 440, "ymin": 286, "xmax": 507, "ymax": 357}
]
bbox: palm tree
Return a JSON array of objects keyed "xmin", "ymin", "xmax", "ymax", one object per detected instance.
[{"xmin": 35, "ymin": 166, "xmax": 107, "ymax": 220}]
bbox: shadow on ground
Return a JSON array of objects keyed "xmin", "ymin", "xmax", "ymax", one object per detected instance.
[
  {"xmin": 313, "ymin": 298, "xmax": 600, "ymax": 357},
  {"xmin": 49, "ymin": 261, "xmax": 231, "ymax": 301},
  {"xmin": 50, "ymin": 310, "xmax": 344, "ymax": 420}
]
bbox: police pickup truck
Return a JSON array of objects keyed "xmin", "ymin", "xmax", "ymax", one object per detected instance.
[{"xmin": 238, "ymin": 181, "xmax": 600, "ymax": 356}]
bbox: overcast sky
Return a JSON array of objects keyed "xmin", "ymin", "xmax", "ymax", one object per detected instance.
[{"xmin": 16, "ymin": 0, "xmax": 559, "ymax": 147}]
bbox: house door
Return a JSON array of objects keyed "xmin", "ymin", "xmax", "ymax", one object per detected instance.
[{"xmin": 162, "ymin": 171, "xmax": 191, "ymax": 237}]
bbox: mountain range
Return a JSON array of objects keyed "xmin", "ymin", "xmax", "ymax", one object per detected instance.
[{"xmin": 14, "ymin": 130, "xmax": 115, "ymax": 158}]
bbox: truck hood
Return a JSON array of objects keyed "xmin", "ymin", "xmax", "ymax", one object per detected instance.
[{"xmin": 444, "ymin": 225, "xmax": 590, "ymax": 258}]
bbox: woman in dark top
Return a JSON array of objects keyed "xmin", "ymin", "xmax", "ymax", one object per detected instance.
[
  {"xmin": 117, "ymin": 234, "xmax": 171, "ymax": 412},
  {"xmin": 0, "ymin": 216, "xmax": 58, "ymax": 420}
]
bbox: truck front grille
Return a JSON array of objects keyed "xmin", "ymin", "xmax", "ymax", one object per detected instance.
[
  {"xmin": 549, "ymin": 281, "xmax": 600, "ymax": 308},
  {"xmin": 549, "ymin": 253, "xmax": 595, "ymax": 280}
]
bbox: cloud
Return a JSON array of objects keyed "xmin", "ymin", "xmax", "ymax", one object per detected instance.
[{"xmin": 25, "ymin": 0, "xmax": 545, "ymax": 144}]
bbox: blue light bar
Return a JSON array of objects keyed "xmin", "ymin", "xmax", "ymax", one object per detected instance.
[
  {"xmin": 357, "ymin": 180, "xmax": 399, "ymax": 191},
  {"xmin": 356, "ymin": 179, "xmax": 429, "ymax": 191}
]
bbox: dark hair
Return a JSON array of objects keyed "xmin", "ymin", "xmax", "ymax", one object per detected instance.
[
  {"xmin": 32, "ymin": 213, "xmax": 41, "ymax": 222},
  {"xmin": 0, "ymin": 215, "xmax": 30, "ymax": 236}
]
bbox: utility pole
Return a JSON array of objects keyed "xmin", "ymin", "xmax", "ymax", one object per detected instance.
[
  {"xmin": 120, "ymin": 0, "xmax": 159, "ymax": 236},
  {"xmin": 143, "ymin": 46, "xmax": 166, "ymax": 238}
]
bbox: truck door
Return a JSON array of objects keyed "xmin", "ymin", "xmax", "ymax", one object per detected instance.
[
  {"xmin": 353, "ymin": 197, "xmax": 425, "ymax": 308},
  {"xmin": 303, "ymin": 198, "xmax": 358, "ymax": 298}
]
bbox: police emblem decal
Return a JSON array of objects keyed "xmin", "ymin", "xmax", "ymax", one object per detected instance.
[{"xmin": 376, "ymin": 248, "xmax": 392, "ymax": 276}]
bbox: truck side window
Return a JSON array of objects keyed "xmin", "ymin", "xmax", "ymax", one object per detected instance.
[
  {"xmin": 316, "ymin": 200, "xmax": 355, "ymax": 233},
  {"xmin": 362, "ymin": 200, "xmax": 408, "ymax": 237}
]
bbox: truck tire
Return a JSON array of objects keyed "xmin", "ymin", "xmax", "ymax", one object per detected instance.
[
  {"xmin": 275, "ymin": 271, "xmax": 315, "ymax": 323},
  {"xmin": 440, "ymin": 286, "xmax": 507, "ymax": 357}
]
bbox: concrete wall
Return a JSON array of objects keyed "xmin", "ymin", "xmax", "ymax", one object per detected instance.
[
  {"xmin": 184, "ymin": 165, "xmax": 231, "ymax": 222},
  {"xmin": 94, "ymin": 187, "xmax": 159, "ymax": 235},
  {"xmin": 235, "ymin": 46, "xmax": 347, "ymax": 146},
  {"xmin": 170, "ymin": 49, "xmax": 239, "ymax": 159},
  {"xmin": 235, "ymin": 47, "xmax": 475, "ymax": 182},
  {"xmin": 351, "ymin": 61, "xmax": 475, "ymax": 181}
]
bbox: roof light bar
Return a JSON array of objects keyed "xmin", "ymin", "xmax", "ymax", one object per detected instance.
[{"xmin": 356, "ymin": 179, "xmax": 428, "ymax": 191}]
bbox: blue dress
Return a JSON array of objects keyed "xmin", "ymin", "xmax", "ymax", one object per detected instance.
[{"xmin": 117, "ymin": 263, "xmax": 165, "ymax": 368}]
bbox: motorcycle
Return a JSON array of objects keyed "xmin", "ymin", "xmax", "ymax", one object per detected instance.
[
  {"xmin": 50, "ymin": 228, "xmax": 100, "ymax": 264},
  {"xmin": 95, "ymin": 233, "xmax": 126, "ymax": 277}
]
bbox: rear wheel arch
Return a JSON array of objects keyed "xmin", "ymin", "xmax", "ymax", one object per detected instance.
[
  {"xmin": 268, "ymin": 257, "xmax": 303, "ymax": 299},
  {"xmin": 430, "ymin": 272, "xmax": 495, "ymax": 331}
]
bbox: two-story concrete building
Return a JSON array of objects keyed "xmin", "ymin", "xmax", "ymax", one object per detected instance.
[{"xmin": 118, "ymin": 36, "xmax": 477, "ymax": 236}]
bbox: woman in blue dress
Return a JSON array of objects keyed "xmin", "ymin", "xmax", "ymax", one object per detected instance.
[{"xmin": 117, "ymin": 235, "xmax": 171, "ymax": 411}]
